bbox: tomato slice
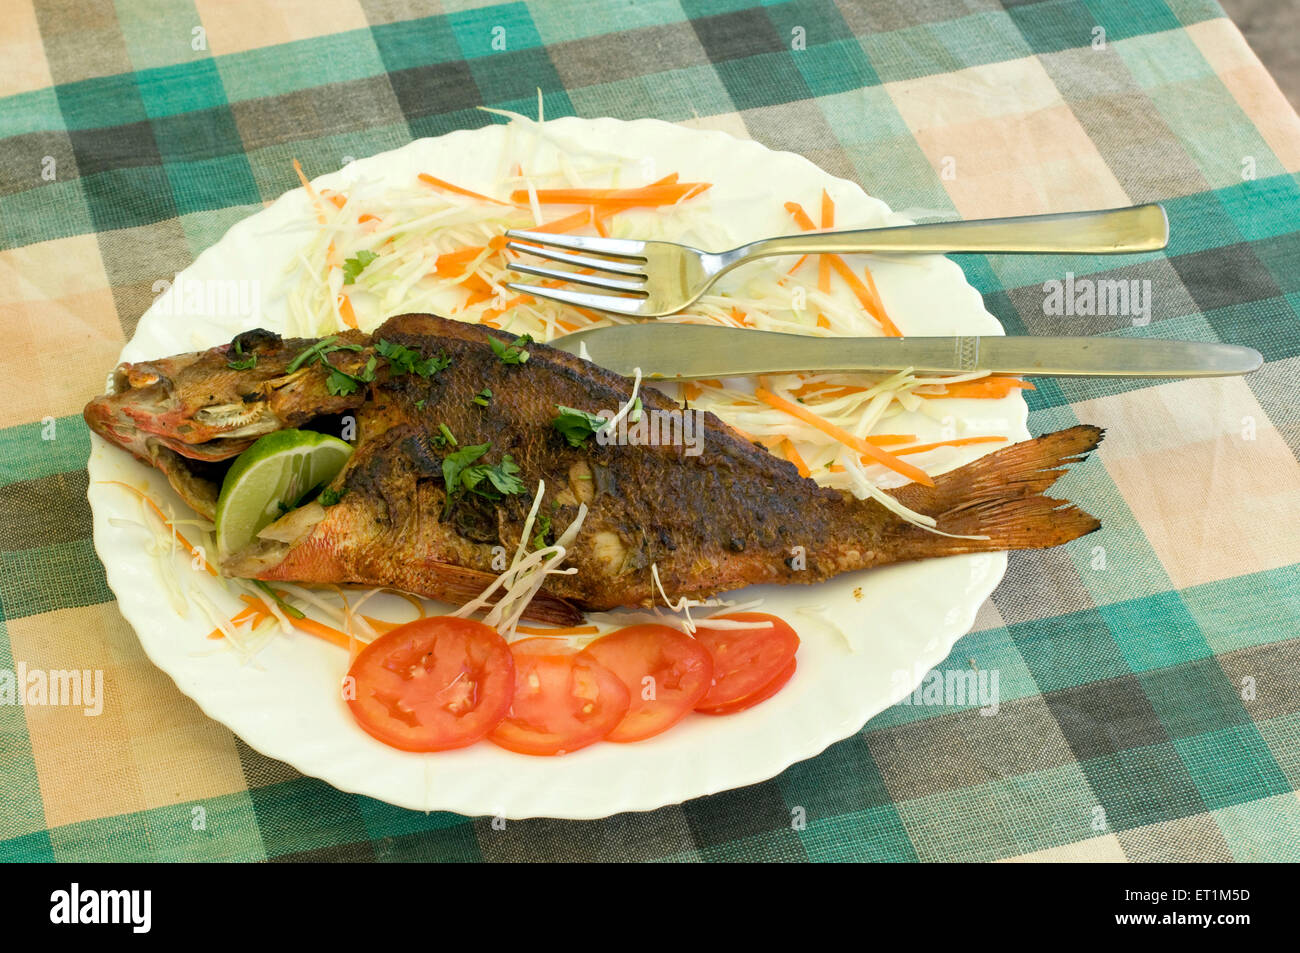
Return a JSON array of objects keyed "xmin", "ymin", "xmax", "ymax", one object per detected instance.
[
  {"xmin": 693, "ymin": 612, "xmax": 800, "ymax": 712},
  {"xmin": 346, "ymin": 616, "xmax": 514, "ymax": 752},
  {"xmin": 583, "ymin": 625, "xmax": 714, "ymax": 742},
  {"xmin": 696, "ymin": 658, "xmax": 797, "ymax": 715},
  {"xmin": 488, "ymin": 638, "xmax": 630, "ymax": 756}
]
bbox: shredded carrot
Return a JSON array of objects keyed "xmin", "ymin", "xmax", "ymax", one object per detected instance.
[
  {"xmin": 418, "ymin": 172, "xmax": 515, "ymax": 207},
  {"xmin": 337, "ymin": 293, "xmax": 358, "ymax": 329},
  {"xmin": 358, "ymin": 213, "xmax": 380, "ymax": 224},
  {"xmin": 435, "ymin": 245, "xmax": 486, "ymax": 270},
  {"xmin": 100, "ymin": 481, "xmax": 218, "ymax": 576},
  {"xmin": 817, "ymin": 191, "xmax": 834, "ymax": 296},
  {"xmin": 320, "ymin": 189, "xmax": 347, "ymax": 210},
  {"xmin": 509, "ymin": 182, "xmax": 710, "ymax": 209},
  {"xmin": 892, "ymin": 436, "xmax": 1008, "ymax": 456},
  {"xmin": 826, "ymin": 255, "xmax": 903, "ymax": 336},
  {"xmin": 784, "ymin": 201, "xmax": 817, "ymax": 232},
  {"xmin": 790, "ymin": 379, "xmax": 843, "ymax": 397},
  {"xmin": 513, "ymin": 624, "xmax": 601, "ymax": 636},
  {"xmin": 461, "ymin": 271, "xmax": 495, "ymax": 307},
  {"xmin": 480, "ymin": 293, "xmax": 533, "ymax": 325},
  {"xmin": 530, "ymin": 208, "xmax": 593, "ymax": 234},
  {"xmin": 918, "ymin": 377, "xmax": 1035, "ymax": 400},
  {"xmin": 592, "ymin": 209, "xmax": 610, "ymax": 237},
  {"xmin": 292, "ymin": 159, "xmax": 329, "ymax": 225},
  {"xmin": 240, "ymin": 594, "xmax": 357, "ymax": 651},
  {"xmin": 206, "ymin": 606, "xmax": 261, "ymax": 639},
  {"xmin": 860, "ymin": 264, "xmax": 887, "ymax": 318},
  {"xmin": 752, "ymin": 388, "xmax": 934, "ymax": 487},
  {"xmin": 786, "ymin": 200, "xmax": 831, "ymax": 327},
  {"xmin": 781, "ymin": 439, "xmax": 811, "ymax": 478}
]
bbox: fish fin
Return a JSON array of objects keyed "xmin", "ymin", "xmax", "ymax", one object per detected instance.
[
  {"xmin": 254, "ymin": 549, "xmax": 583, "ymax": 626},
  {"xmin": 885, "ymin": 425, "xmax": 1104, "ymax": 556},
  {"xmin": 394, "ymin": 559, "xmax": 585, "ymax": 627}
]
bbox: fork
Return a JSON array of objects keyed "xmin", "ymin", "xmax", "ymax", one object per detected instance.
[{"xmin": 504, "ymin": 204, "xmax": 1168, "ymax": 318}]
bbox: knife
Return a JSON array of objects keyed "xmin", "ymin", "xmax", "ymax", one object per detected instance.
[{"xmin": 550, "ymin": 324, "xmax": 1263, "ymax": 380}]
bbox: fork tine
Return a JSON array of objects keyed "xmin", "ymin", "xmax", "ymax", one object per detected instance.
[
  {"xmin": 509, "ymin": 263, "xmax": 647, "ymax": 294},
  {"xmin": 505, "ymin": 241, "xmax": 646, "ymax": 276},
  {"xmin": 504, "ymin": 228, "xmax": 647, "ymax": 260},
  {"xmin": 505, "ymin": 281, "xmax": 653, "ymax": 317}
]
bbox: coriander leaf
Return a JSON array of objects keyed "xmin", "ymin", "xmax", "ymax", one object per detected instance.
[
  {"xmin": 441, "ymin": 443, "xmax": 490, "ymax": 516},
  {"xmin": 325, "ymin": 369, "xmax": 359, "ymax": 396},
  {"xmin": 376, "ymin": 338, "xmax": 452, "ymax": 379},
  {"xmin": 342, "ymin": 250, "xmax": 378, "ymax": 285},
  {"xmin": 434, "ymin": 423, "xmax": 457, "ymax": 448},
  {"xmin": 227, "ymin": 338, "xmax": 258, "ymax": 370},
  {"xmin": 532, "ymin": 513, "xmax": 552, "ymax": 550},
  {"xmin": 287, "ymin": 336, "xmax": 336, "ymax": 373},
  {"xmin": 485, "ymin": 454, "xmax": 523, "ymax": 496},
  {"xmin": 414, "ymin": 351, "xmax": 452, "ymax": 378},
  {"xmin": 552, "ymin": 404, "xmax": 608, "ymax": 448},
  {"xmin": 489, "ymin": 333, "xmax": 532, "ymax": 365},
  {"xmin": 286, "ymin": 336, "xmax": 363, "ymax": 373},
  {"xmin": 318, "ymin": 487, "xmax": 346, "ymax": 506}
]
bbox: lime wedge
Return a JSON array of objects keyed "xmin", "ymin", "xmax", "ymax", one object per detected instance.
[{"xmin": 215, "ymin": 429, "xmax": 353, "ymax": 557}]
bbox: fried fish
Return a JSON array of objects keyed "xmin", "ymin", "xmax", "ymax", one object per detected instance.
[{"xmin": 85, "ymin": 314, "xmax": 1103, "ymax": 623}]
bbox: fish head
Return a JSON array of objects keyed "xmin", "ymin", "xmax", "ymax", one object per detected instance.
[{"xmin": 85, "ymin": 328, "xmax": 293, "ymax": 464}]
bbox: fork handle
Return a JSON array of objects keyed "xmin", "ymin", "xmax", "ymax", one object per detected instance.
[{"xmin": 731, "ymin": 204, "xmax": 1168, "ymax": 261}]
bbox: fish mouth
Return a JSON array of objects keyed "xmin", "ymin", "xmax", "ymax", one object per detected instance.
[
  {"xmin": 89, "ymin": 359, "xmax": 283, "ymax": 461},
  {"xmin": 86, "ymin": 357, "xmax": 289, "ymax": 519}
]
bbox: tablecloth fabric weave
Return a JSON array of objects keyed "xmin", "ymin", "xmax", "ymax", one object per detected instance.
[{"xmin": 1, "ymin": 0, "xmax": 1298, "ymax": 862}]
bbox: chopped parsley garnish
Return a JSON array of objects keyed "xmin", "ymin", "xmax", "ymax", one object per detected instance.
[
  {"xmin": 552, "ymin": 405, "xmax": 608, "ymax": 448},
  {"xmin": 415, "ymin": 398, "xmax": 426, "ymax": 411},
  {"xmin": 227, "ymin": 338, "xmax": 258, "ymax": 371},
  {"xmin": 441, "ymin": 443, "xmax": 524, "ymax": 517},
  {"xmin": 286, "ymin": 335, "xmax": 363, "ymax": 374},
  {"xmin": 434, "ymin": 423, "xmax": 457, "ymax": 448},
  {"xmin": 318, "ymin": 487, "xmax": 346, "ymax": 506},
  {"xmin": 375, "ymin": 338, "xmax": 451, "ymax": 379},
  {"xmin": 489, "ymin": 333, "xmax": 532, "ymax": 365},
  {"xmin": 323, "ymin": 354, "xmax": 377, "ymax": 396},
  {"xmin": 472, "ymin": 387, "xmax": 492, "ymax": 407},
  {"xmin": 342, "ymin": 250, "xmax": 378, "ymax": 285},
  {"xmin": 532, "ymin": 513, "xmax": 552, "ymax": 551}
]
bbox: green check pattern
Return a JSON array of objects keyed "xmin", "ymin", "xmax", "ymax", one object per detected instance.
[{"xmin": 2, "ymin": 0, "xmax": 1298, "ymax": 862}]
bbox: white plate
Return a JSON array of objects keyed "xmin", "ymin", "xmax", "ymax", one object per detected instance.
[{"xmin": 86, "ymin": 118, "xmax": 1027, "ymax": 819}]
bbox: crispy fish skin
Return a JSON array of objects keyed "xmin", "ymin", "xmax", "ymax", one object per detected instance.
[{"xmin": 85, "ymin": 314, "xmax": 1103, "ymax": 621}]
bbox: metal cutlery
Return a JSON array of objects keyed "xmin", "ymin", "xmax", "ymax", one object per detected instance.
[
  {"xmin": 551, "ymin": 324, "xmax": 1262, "ymax": 381},
  {"xmin": 506, "ymin": 204, "xmax": 1169, "ymax": 318}
]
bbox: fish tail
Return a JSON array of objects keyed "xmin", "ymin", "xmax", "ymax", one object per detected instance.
[{"xmin": 883, "ymin": 425, "xmax": 1104, "ymax": 557}]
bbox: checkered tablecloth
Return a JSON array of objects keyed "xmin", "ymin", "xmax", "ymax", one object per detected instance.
[{"xmin": 2, "ymin": 0, "xmax": 1297, "ymax": 863}]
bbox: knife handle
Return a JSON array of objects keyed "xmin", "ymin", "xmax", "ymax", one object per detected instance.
[{"xmin": 780, "ymin": 335, "xmax": 1261, "ymax": 378}]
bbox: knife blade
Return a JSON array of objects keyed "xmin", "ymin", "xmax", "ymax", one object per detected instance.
[{"xmin": 550, "ymin": 324, "xmax": 1263, "ymax": 380}]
